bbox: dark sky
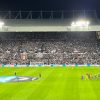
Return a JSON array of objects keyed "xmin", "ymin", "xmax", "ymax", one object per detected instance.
[{"xmin": 0, "ymin": 0, "xmax": 99, "ymax": 14}]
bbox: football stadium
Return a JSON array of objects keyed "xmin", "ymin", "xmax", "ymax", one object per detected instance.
[{"xmin": 0, "ymin": 11, "xmax": 100, "ymax": 100}]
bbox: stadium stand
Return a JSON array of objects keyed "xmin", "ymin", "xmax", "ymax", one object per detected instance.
[{"xmin": 0, "ymin": 32, "xmax": 99, "ymax": 65}]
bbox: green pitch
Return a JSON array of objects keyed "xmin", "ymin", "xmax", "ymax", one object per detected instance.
[{"xmin": 0, "ymin": 66, "xmax": 100, "ymax": 100}]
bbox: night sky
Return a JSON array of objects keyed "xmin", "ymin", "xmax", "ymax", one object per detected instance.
[{"xmin": 0, "ymin": 0, "xmax": 99, "ymax": 15}]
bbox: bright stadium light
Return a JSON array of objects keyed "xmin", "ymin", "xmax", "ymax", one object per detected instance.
[
  {"xmin": 71, "ymin": 20, "xmax": 90, "ymax": 27},
  {"xmin": 0, "ymin": 21, "xmax": 4, "ymax": 26},
  {"xmin": 71, "ymin": 22, "xmax": 75, "ymax": 26},
  {"xmin": 0, "ymin": 21, "xmax": 4, "ymax": 29},
  {"xmin": 86, "ymin": 21, "xmax": 90, "ymax": 26}
]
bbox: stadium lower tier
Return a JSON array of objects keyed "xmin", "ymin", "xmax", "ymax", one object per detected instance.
[{"xmin": 0, "ymin": 32, "xmax": 99, "ymax": 65}]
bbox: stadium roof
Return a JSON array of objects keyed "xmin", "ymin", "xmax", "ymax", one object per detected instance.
[{"xmin": 0, "ymin": 11, "xmax": 100, "ymax": 32}]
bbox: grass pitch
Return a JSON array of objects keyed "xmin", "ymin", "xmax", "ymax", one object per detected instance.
[{"xmin": 0, "ymin": 66, "xmax": 100, "ymax": 100}]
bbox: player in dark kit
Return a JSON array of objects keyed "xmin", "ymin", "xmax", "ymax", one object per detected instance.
[
  {"xmin": 14, "ymin": 72, "xmax": 16, "ymax": 76},
  {"xmin": 39, "ymin": 73, "xmax": 41, "ymax": 78},
  {"xmin": 81, "ymin": 75, "xmax": 84, "ymax": 80}
]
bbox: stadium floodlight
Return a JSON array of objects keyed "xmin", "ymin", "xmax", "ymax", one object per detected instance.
[
  {"xmin": 71, "ymin": 22, "xmax": 75, "ymax": 26},
  {"xmin": 0, "ymin": 21, "xmax": 4, "ymax": 29},
  {"xmin": 86, "ymin": 21, "xmax": 90, "ymax": 26},
  {"xmin": 0, "ymin": 21, "xmax": 4, "ymax": 26},
  {"xmin": 71, "ymin": 20, "xmax": 90, "ymax": 27}
]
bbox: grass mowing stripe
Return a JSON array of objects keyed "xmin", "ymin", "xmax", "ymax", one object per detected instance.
[
  {"xmin": 61, "ymin": 67, "xmax": 80, "ymax": 100},
  {"xmin": 44, "ymin": 67, "xmax": 69, "ymax": 100},
  {"xmin": 27, "ymin": 67, "xmax": 54, "ymax": 100},
  {"xmin": 79, "ymin": 80, "xmax": 97, "ymax": 100}
]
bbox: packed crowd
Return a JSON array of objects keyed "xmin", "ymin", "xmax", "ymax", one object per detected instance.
[{"xmin": 0, "ymin": 32, "xmax": 99, "ymax": 65}]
